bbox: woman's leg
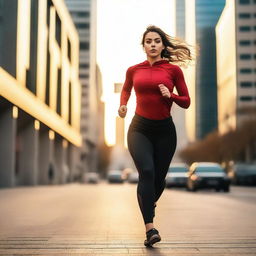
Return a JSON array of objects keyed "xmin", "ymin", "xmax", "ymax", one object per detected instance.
[
  {"xmin": 127, "ymin": 130, "xmax": 155, "ymax": 229},
  {"xmin": 154, "ymin": 125, "xmax": 177, "ymax": 203}
]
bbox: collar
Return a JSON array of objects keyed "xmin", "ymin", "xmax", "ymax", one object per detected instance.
[{"xmin": 144, "ymin": 59, "xmax": 169, "ymax": 66}]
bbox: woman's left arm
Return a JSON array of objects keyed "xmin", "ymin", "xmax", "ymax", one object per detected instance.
[{"xmin": 171, "ymin": 66, "xmax": 190, "ymax": 109}]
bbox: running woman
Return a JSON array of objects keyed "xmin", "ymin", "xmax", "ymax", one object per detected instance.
[{"xmin": 118, "ymin": 25, "xmax": 192, "ymax": 247}]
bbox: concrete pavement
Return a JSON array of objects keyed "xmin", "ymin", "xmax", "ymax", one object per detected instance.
[{"xmin": 0, "ymin": 183, "xmax": 256, "ymax": 255}]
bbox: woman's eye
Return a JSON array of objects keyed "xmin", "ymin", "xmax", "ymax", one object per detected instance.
[
  {"xmin": 155, "ymin": 40, "xmax": 161, "ymax": 43},
  {"xmin": 146, "ymin": 41, "xmax": 151, "ymax": 44}
]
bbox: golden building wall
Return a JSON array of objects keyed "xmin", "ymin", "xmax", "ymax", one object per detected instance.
[
  {"xmin": 0, "ymin": 0, "xmax": 81, "ymax": 146},
  {"xmin": 216, "ymin": 0, "xmax": 237, "ymax": 134},
  {"xmin": 185, "ymin": 0, "xmax": 196, "ymax": 141}
]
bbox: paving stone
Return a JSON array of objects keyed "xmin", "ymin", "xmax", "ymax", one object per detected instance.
[{"xmin": 0, "ymin": 183, "xmax": 256, "ymax": 255}]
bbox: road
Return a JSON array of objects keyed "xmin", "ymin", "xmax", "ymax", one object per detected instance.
[{"xmin": 0, "ymin": 183, "xmax": 255, "ymax": 255}]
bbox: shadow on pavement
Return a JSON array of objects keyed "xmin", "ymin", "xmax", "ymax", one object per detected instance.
[{"xmin": 145, "ymin": 246, "xmax": 165, "ymax": 255}]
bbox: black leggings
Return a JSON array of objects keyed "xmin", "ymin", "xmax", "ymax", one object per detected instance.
[{"xmin": 127, "ymin": 114, "xmax": 177, "ymax": 224}]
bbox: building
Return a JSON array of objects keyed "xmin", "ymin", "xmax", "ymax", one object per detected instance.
[
  {"xmin": 65, "ymin": 0, "xmax": 102, "ymax": 174},
  {"xmin": 0, "ymin": 0, "xmax": 82, "ymax": 187},
  {"xmin": 182, "ymin": 0, "xmax": 225, "ymax": 140},
  {"xmin": 172, "ymin": 0, "xmax": 190, "ymax": 162},
  {"xmin": 216, "ymin": 0, "xmax": 256, "ymax": 159},
  {"xmin": 176, "ymin": 0, "xmax": 186, "ymax": 39}
]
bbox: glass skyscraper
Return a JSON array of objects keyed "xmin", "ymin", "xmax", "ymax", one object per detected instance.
[
  {"xmin": 176, "ymin": 0, "xmax": 186, "ymax": 39},
  {"xmin": 195, "ymin": 0, "xmax": 226, "ymax": 139}
]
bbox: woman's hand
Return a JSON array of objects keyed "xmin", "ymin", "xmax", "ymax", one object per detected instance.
[
  {"xmin": 118, "ymin": 105, "xmax": 127, "ymax": 118},
  {"xmin": 158, "ymin": 84, "xmax": 171, "ymax": 98}
]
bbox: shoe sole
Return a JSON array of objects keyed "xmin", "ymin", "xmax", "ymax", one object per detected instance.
[{"xmin": 144, "ymin": 234, "xmax": 161, "ymax": 247}]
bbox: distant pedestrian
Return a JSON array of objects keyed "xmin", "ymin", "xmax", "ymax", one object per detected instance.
[
  {"xmin": 118, "ymin": 25, "xmax": 192, "ymax": 247},
  {"xmin": 48, "ymin": 163, "xmax": 55, "ymax": 184}
]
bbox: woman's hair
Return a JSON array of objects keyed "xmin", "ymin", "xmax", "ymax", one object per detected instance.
[{"xmin": 141, "ymin": 25, "xmax": 196, "ymax": 66}]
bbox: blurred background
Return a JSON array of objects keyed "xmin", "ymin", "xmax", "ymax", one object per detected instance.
[{"xmin": 0, "ymin": 0, "xmax": 255, "ymax": 188}]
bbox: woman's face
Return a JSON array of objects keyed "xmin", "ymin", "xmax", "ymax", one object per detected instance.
[{"xmin": 143, "ymin": 32, "xmax": 165, "ymax": 59}]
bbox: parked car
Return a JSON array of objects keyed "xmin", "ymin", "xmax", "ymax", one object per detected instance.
[
  {"xmin": 165, "ymin": 163, "xmax": 189, "ymax": 188},
  {"xmin": 228, "ymin": 163, "xmax": 256, "ymax": 186},
  {"xmin": 84, "ymin": 172, "xmax": 99, "ymax": 184},
  {"xmin": 187, "ymin": 162, "xmax": 230, "ymax": 192},
  {"xmin": 122, "ymin": 168, "xmax": 134, "ymax": 181},
  {"xmin": 128, "ymin": 172, "xmax": 139, "ymax": 183},
  {"xmin": 107, "ymin": 170, "xmax": 124, "ymax": 183}
]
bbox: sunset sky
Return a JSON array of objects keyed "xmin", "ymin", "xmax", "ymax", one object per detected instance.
[{"xmin": 97, "ymin": 0, "xmax": 175, "ymax": 145}]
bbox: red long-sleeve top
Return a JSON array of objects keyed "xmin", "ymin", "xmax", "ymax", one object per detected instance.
[{"xmin": 120, "ymin": 59, "xmax": 190, "ymax": 120}]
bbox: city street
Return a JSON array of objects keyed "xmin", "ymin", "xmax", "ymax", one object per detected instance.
[{"xmin": 0, "ymin": 183, "xmax": 256, "ymax": 255}]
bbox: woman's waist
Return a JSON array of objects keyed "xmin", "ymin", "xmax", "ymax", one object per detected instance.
[{"xmin": 129, "ymin": 113, "xmax": 174, "ymax": 131}]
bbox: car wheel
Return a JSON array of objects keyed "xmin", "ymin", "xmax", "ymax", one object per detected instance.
[
  {"xmin": 192, "ymin": 185, "xmax": 197, "ymax": 192},
  {"xmin": 223, "ymin": 186, "xmax": 230, "ymax": 192}
]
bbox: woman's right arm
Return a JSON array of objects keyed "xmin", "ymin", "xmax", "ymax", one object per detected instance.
[{"xmin": 118, "ymin": 67, "xmax": 133, "ymax": 118}]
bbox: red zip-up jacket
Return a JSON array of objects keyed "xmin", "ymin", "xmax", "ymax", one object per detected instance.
[{"xmin": 120, "ymin": 59, "xmax": 190, "ymax": 120}]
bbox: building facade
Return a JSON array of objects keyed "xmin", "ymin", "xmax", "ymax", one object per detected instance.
[
  {"xmin": 176, "ymin": 0, "xmax": 186, "ymax": 39},
  {"xmin": 65, "ymin": 0, "xmax": 101, "ymax": 174},
  {"xmin": 172, "ymin": 0, "xmax": 190, "ymax": 162},
  {"xmin": 216, "ymin": 0, "xmax": 256, "ymax": 133},
  {"xmin": 195, "ymin": 0, "xmax": 226, "ymax": 139},
  {"xmin": 181, "ymin": 0, "xmax": 225, "ymax": 141},
  {"xmin": 0, "ymin": 0, "xmax": 82, "ymax": 187}
]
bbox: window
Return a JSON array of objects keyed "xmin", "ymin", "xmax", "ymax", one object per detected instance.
[
  {"xmin": 80, "ymin": 42, "xmax": 89, "ymax": 50},
  {"xmin": 82, "ymin": 91, "xmax": 88, "ymax": 97},
  {"xmin": 79, "ymin": 63, "xmax": 89, "ymax": 69},
  {"xmin": 79, "ymin": 74, "xmax": 89, "ymax": 79},
  {"xmin": 254, "ymin": 26, "xmax": 256, "ymax": 30},
  {"xmin": 82, "ymin": 102, "xmax": 89, "ymax": 108},
  {"xmin": 70, "ymin": 11, "xmax": 90, "ymax": 18},
  {"xmin": 240, "ymin": 54, "xmax": 252, "ymax": 60},
  {"xmin": 76, "ymin": 23, "xmax": 90, "ymax": 29},
  {"xmin": 239, "ymin": 26, "xmax": 251, "ymax": 31},
  {"xmin": 239, "ymin": 0, "xmax": 250, "ymax": 4},
  {"xmin": 240, "ymin": 82, "xmax": 253, "ymax": 87},
  {"xmin": 240, "ymin": 96, "xmax": 253, "ymax": 101},
  {"xmin": 67, "ymin": 39, "xmax": 71, "ymax": 62},
  {"xmin": 55, "ymin": 14, "xmax": 61, "ymax": 47},
  {"xmin": 254, "ymin": 54, "xmax": 256, "ymax": 59},
  {"xmin": 240, "ymin": 68, "xmax": 252, "ymax": 74},
  {"xmin": 81, "ymin": 127, "xmax": 88, "ymax": 132},
  {"xmin": 239, "ymin": 13, "xmax": 251, "ymax": 18},
  {"xmin": 239, "ymin": 40, "xmax": 251, "ymax": 46}
]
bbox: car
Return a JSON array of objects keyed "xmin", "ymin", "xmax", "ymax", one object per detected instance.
[
  {"xmin": 107, "ymin": 170, "xmax": 124, "ymax": 183},
  {"xmin": 128, "ymin": 172, "xmax": 139, "ymax": 183},
  {"xmin": 228, "ymin": 163, "xmax": 256, "ymax": 186},
  {"xmin": 122, "ymin": 168, "xmax": 134, "ymax": 181},
  {"xmin": 84, "ymin": 172, "xmax": 99, "ymax": 184},
  {"xmin": 187, "ymin": 162, "xmax": 230, "ymax": 192},
  {"xmin": 165, "ymin": 163, "xmax": 189, "ymax": 188}
]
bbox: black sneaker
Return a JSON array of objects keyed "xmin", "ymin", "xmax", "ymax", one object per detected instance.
[{"xmin": 144, "ymin": 228, "xmax": 161, "ymax": 247}]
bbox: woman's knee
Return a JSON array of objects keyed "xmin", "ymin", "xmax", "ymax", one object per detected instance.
[{"xmin": 139, "ymin": 167, "xmax": 154, "ymax": 181}]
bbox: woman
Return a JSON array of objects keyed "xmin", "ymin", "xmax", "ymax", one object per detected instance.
[{"xmin": 118, "ymin": 25, "xmax": 192, "ymax": 247}]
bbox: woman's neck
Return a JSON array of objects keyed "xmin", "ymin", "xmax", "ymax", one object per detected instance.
[{"xmin": 147, "ymin": 56, "xmax": 162, "ymax": 66}]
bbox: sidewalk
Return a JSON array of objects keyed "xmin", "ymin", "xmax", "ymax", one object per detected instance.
[{"xmin": 0, "ymin": 183, "xmax": 256, "ymax": 255}]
